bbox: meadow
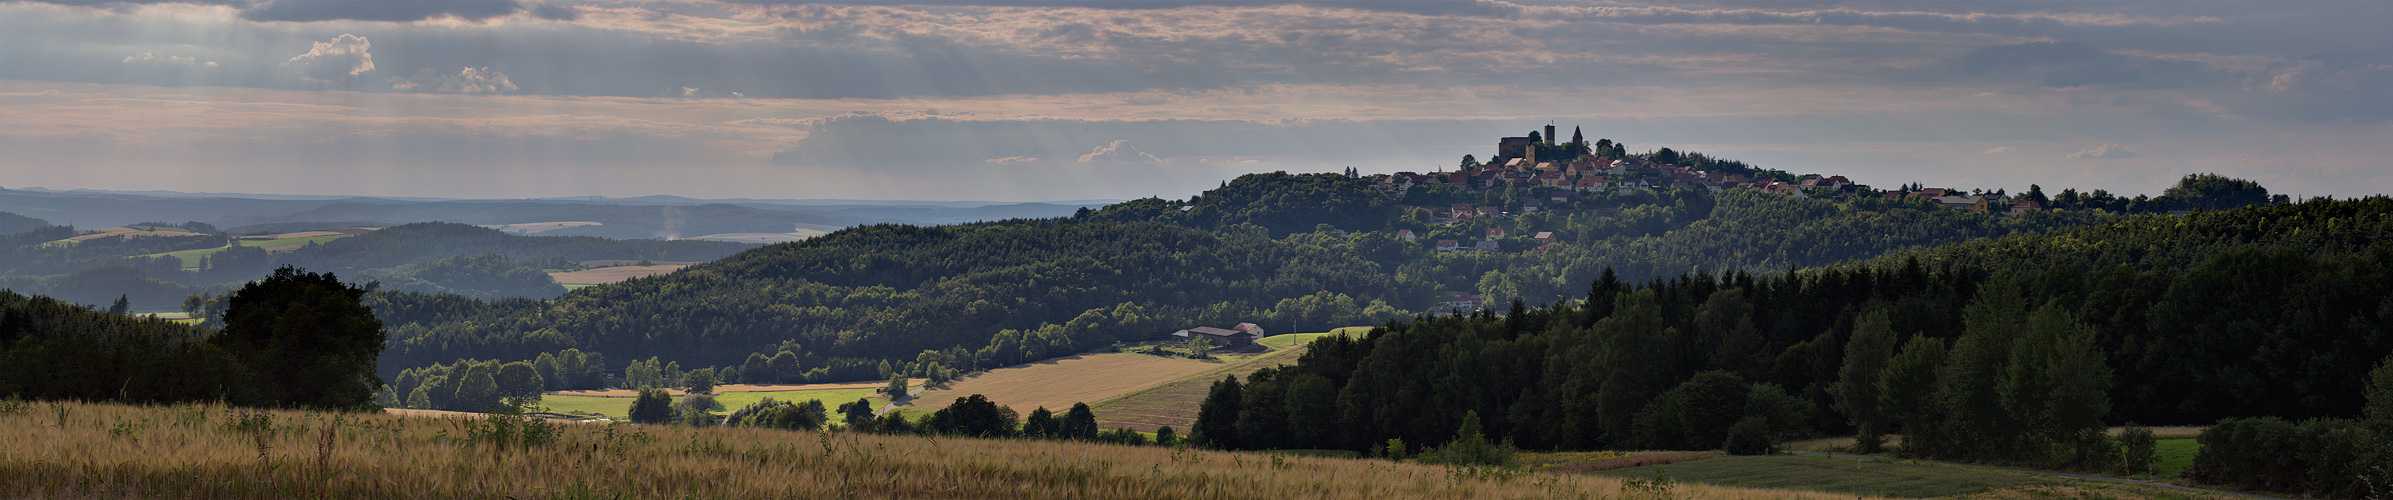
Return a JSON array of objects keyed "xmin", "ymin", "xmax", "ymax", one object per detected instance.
[
  {"xmin": 149, "ymin": 233, "xmax": 359, "ymax": 267},
  {"xmin": 1255, "ymin": 326, "xmax": 1370, "ymax": 349},
  {"xmin": 907, "ymin": 352, "xmax": 1223, "ymax": 417},
  {"xmin": 0, "ymin": 399, "xmax": 1884, "ymax": 500},
  {"xmin": 1588, "ymin": 454, "xmax": 2233, "ymax": 499},
  {"xmin": 1089, "ymin": 338, "xmax": 1319, "ymax": 432}
]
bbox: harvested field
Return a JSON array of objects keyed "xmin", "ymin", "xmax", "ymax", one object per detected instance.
[
  {"xmin": 548, "ymin": 264, "xmax": 689, "ymax": 285},
  {"xmin": 479, "ymin": 221, "xmax": 600, "ymax": 234},
  {"xmin": 62, "ymin": 226, "xmax": 208, "ymax": 242},
  {"xmin": 1089, "ymin": 344, "xmax": 1314, "ymax": 432},
  {"xmin": 549, "ymin": 381, "xmax": 906, "ymax": 398},
  {"xmin": 905, "ymin": 353, "xmax": 1222, "ymax": 415},
  {"xmin": 687, "ymin": 232, "xmax": 819, "ymax": 244}
]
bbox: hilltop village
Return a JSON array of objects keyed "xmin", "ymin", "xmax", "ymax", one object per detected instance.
[
  {"xmin": 1354, "ymin": 126, "xmax": 2043, "ymax": 255},
  {"xmin": 1370, "ymin": 125, "xmax": 2042, "ymax": 220}
]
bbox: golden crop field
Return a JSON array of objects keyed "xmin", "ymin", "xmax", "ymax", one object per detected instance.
[
  {"xmin": 1089, "ymin": 343, "xmax": 1314, "ymax": 433},
  {"xmin": 906, "ymin": 352, "xmax": 1223, "ymax": 416},
  {"xmin": 0, "ymin": 399, "xmax": 1883, "ymax": 500}
]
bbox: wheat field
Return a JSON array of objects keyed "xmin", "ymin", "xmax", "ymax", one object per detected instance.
[{"xmin": 0, "ymin": 399, "xmax": 1884, "ymax": 500}]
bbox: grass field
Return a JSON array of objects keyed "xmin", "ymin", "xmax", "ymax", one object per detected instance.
[
  {"xmin": 537, "ymin": 388, "xmax": 892, "ymax": 419},
  {"xmin": 1594, "ymin": 454, "xmax": 2071, "ymax": 498},
  {"xmin": 2153, "ymin": 438, "xmax": 2198, "ymax": 478},
  {"xmin": 1257, "ymin": 326, "xmax": 1372, "ymax": 349},
  {"xmin": 0, "ymin": 400, "xmax": 1882, "ymax": 500},
  {"xmin": 906, "ymin": 353, "xmax": 1224, "ymax": 417},
  {"xmin": 148, "ymin": 234, "xmax": 357, "ymax": 267},
  {"xmin": 1089, "ymin": 338, "xmax": 1323, "ymax": 433}
]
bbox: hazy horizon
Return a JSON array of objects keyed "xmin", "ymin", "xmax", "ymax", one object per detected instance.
[{"xmin": 3, "ymin": 0, "xmax": 2388, "ymax": 201}]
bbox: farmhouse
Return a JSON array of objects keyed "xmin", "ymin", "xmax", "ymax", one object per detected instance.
[{"xmin": 1172, "ymin": 323, "xmax": 1267, "ymax": 347}]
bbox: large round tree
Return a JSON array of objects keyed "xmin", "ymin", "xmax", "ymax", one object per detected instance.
[{"xmin": 214, "ymin": 266, "xmax": 386, "ymax": 411}]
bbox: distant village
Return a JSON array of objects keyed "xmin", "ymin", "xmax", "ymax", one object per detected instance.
[{"xmin": 1369, "ymin": 125, "xmax": 2047, "ymax": 314}]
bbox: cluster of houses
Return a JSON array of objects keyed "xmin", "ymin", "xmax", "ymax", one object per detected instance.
[
  {"xmin": 1889, "ymin": 187, "xmax": 2046, "ymax": 215},
  {"xmin": 1371, "ymin": 154, "xmax": 1872, "ymax": 201}
]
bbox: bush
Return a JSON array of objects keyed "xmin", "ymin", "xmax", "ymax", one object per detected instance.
[
  {"xmin": 627, "ymin": 387, "xmax": 673, "ymax": 424},
  {"xmin": 2189, "ymin": 417, "xmax": 2386, "ymax": 497},
  {"xmin": 1723, "ymin": 416, "xmax": 1775, "ymax": 455},
  {"xmin": 1155, "ymin": 426, "xmax": 1179, "ymax": 447},
  {"xmin": 2118, "ymin": 423, "xmax": 2158, "ymax": 475},
  {"xmin": 1415, "ymin": 411, "xmax": 1513, "ymax": 467},
  {"xmin": 671, "ymin": 394, "xmax": 721, "ymax": 427}
]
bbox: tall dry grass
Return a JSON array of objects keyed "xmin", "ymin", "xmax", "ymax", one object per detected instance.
[{"xmin": 0, "ymin": 400, "xmax": 1881, "ymax": 499}]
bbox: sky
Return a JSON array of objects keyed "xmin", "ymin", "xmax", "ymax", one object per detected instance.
[{"xmin": 1, "ymin": 0, "xmax": 2388, "ymax": 202}]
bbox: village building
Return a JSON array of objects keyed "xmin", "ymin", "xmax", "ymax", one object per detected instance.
[{"xmin": 1172, "ymin": 323, "xmax": 1268, "ymax": 347}]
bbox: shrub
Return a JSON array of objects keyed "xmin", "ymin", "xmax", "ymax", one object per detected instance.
[
  {"xmin": 627, "ymin": 387, "xmax": 673, "ymax": 424},
  {"xmin": 2118, "ymin": 423, "xmax": 2158, "ymax": 475},
  {"xmin": 1722, "ymin": 417, "xmax": 1774, "ymax": 455},
  {"xmin": 2190, "ymin": 417, "xmax": 2386, "ymax": 497},
  {"xmin": 1154, "ymin": 426, "xmax": 1179, "ymax": 447},
  {"xmin": 1416, "ymin": 411, "xmax": 1513, "ymax": 467}
]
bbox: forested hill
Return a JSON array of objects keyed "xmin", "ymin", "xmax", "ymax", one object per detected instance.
[
  {"xmin": 1194, "ymin": 195, "xmax": 2393, "ymax": 461},
  {"xmin": 372, "ymin": 220, "xmax": 1398, "ymax": 377},
  {"xmin": 0, "ymin": 212, "xmax": 49, "ymax": 235},
  {"xmin": 375, "ymin": 171, "xmax": 2167, "ymax": 385},
  {"xmin": 275, "ymin": 222, "xmax": 753, "ymax": 272}
]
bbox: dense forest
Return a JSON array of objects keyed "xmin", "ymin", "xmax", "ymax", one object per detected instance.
[
  {"xmin": 0, "ymin": 267, "xmax": 385, "ymax": 410},
  {"xmin": 1190, "ymin": 196, "xmax": 2393, "ymax": 490},
  {"xmin": 373, "ymin": 170, "xmax": 2155, "ymax": 385}
]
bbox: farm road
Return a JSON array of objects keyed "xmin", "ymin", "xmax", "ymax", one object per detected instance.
[
  {"xmin": 874, "ymin": 385, "xmax": 928, "ymax": 417},
  {"xmin": 1787, "ymin": 452, "xmax": 2286, "ymax": 500}
]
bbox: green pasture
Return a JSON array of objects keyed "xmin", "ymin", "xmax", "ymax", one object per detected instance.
[
  {"xmin": 1256, "ymin": 326, "xmax": 1372, "ymax": 349},
  {"xmin": 1591, "ymin": 454, "xmax": 2065, "ymax": 499},
  {"xmin": 148, "ymin": 234, "xmax": 355, "ymax": 267},
  {"xmin": 2153, "ymin": 438, "xmax": 2198, "ymax": 478}
]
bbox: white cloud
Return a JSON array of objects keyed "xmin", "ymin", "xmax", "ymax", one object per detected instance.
[
  {"xmin": 279, "ymin": 34, "xmax": 374, "ymax": 83},
  {"xmin": 1077, "ymin": 139, "xmax": 1162, "ymax": 163},
  {"xmin": 122, "ymin": 52, "xmax": 216, "ymax": 68},
  {"xmin": 2066, "ymin": 143, "xmax": 2139, "ymax": 159},
  {"xmin": 1981, "ymin": 146, "xmax": 2014, "ymax": 155},
  {"xmin": 389, "ymin": 67, "xmax": 519, "ymax": 94},
  {"xmin": 984, "ymin": 156, "xmax": 1038, "ymax": 163}
]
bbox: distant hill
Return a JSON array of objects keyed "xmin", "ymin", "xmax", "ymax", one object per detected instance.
[
  {"xmin": 0, "ymin": 211, "xmax": 51, "ymax": 234},
  {"xmin": 211, "ymin": 202, "xmax": 882, "ymax": 240},
  {"xmin": 274, "ymin": 222, "xmax": 756, "ymax": 273}
]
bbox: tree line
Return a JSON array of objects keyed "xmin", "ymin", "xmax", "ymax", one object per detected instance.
[
  {"xmin": 0, "ymin": 266, "xmax": 387, "ymax": 411},
  {"xmin": 1189, "ymin": 196, "xmax": 2393, "ymax": 474}
]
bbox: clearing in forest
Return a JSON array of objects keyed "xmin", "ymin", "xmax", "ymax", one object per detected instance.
[
  {"xmin": 548, "ymin": 264, "xmax": 691, "ymax": 285},
  {"xmin": 904, "ymin": 353, "xmax": 1222, "ymax": 416}
]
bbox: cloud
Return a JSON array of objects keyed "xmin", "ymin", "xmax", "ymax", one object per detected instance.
[
  {"xmin": 389, "ymin": 67, "xmax": 518, "ymax": 93},
  {"xmin": 1077, "ymin": 139, "xmax": 1162, "ymax": 163},
  {"xmin": 1981, "ymin": 146, "xmax": 2015, "ymax": 155},
  {"xmin": 236, "ymin": 0, "xmax": 523, "ymax": 22},
  {"xmin": 279, "ymin": 34, "xmax": 373, "ymax": 82},
  {"xmin": 122, "ymin": 52, "xmax": 216, "ymax": 68},
  {"xmin": 984, "ymin": 156, "xmax": 1038, "ymax": 163},
  {"xmin": 2066, "ymin": 143, "xmax": 2138, "ymax": 159}
]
